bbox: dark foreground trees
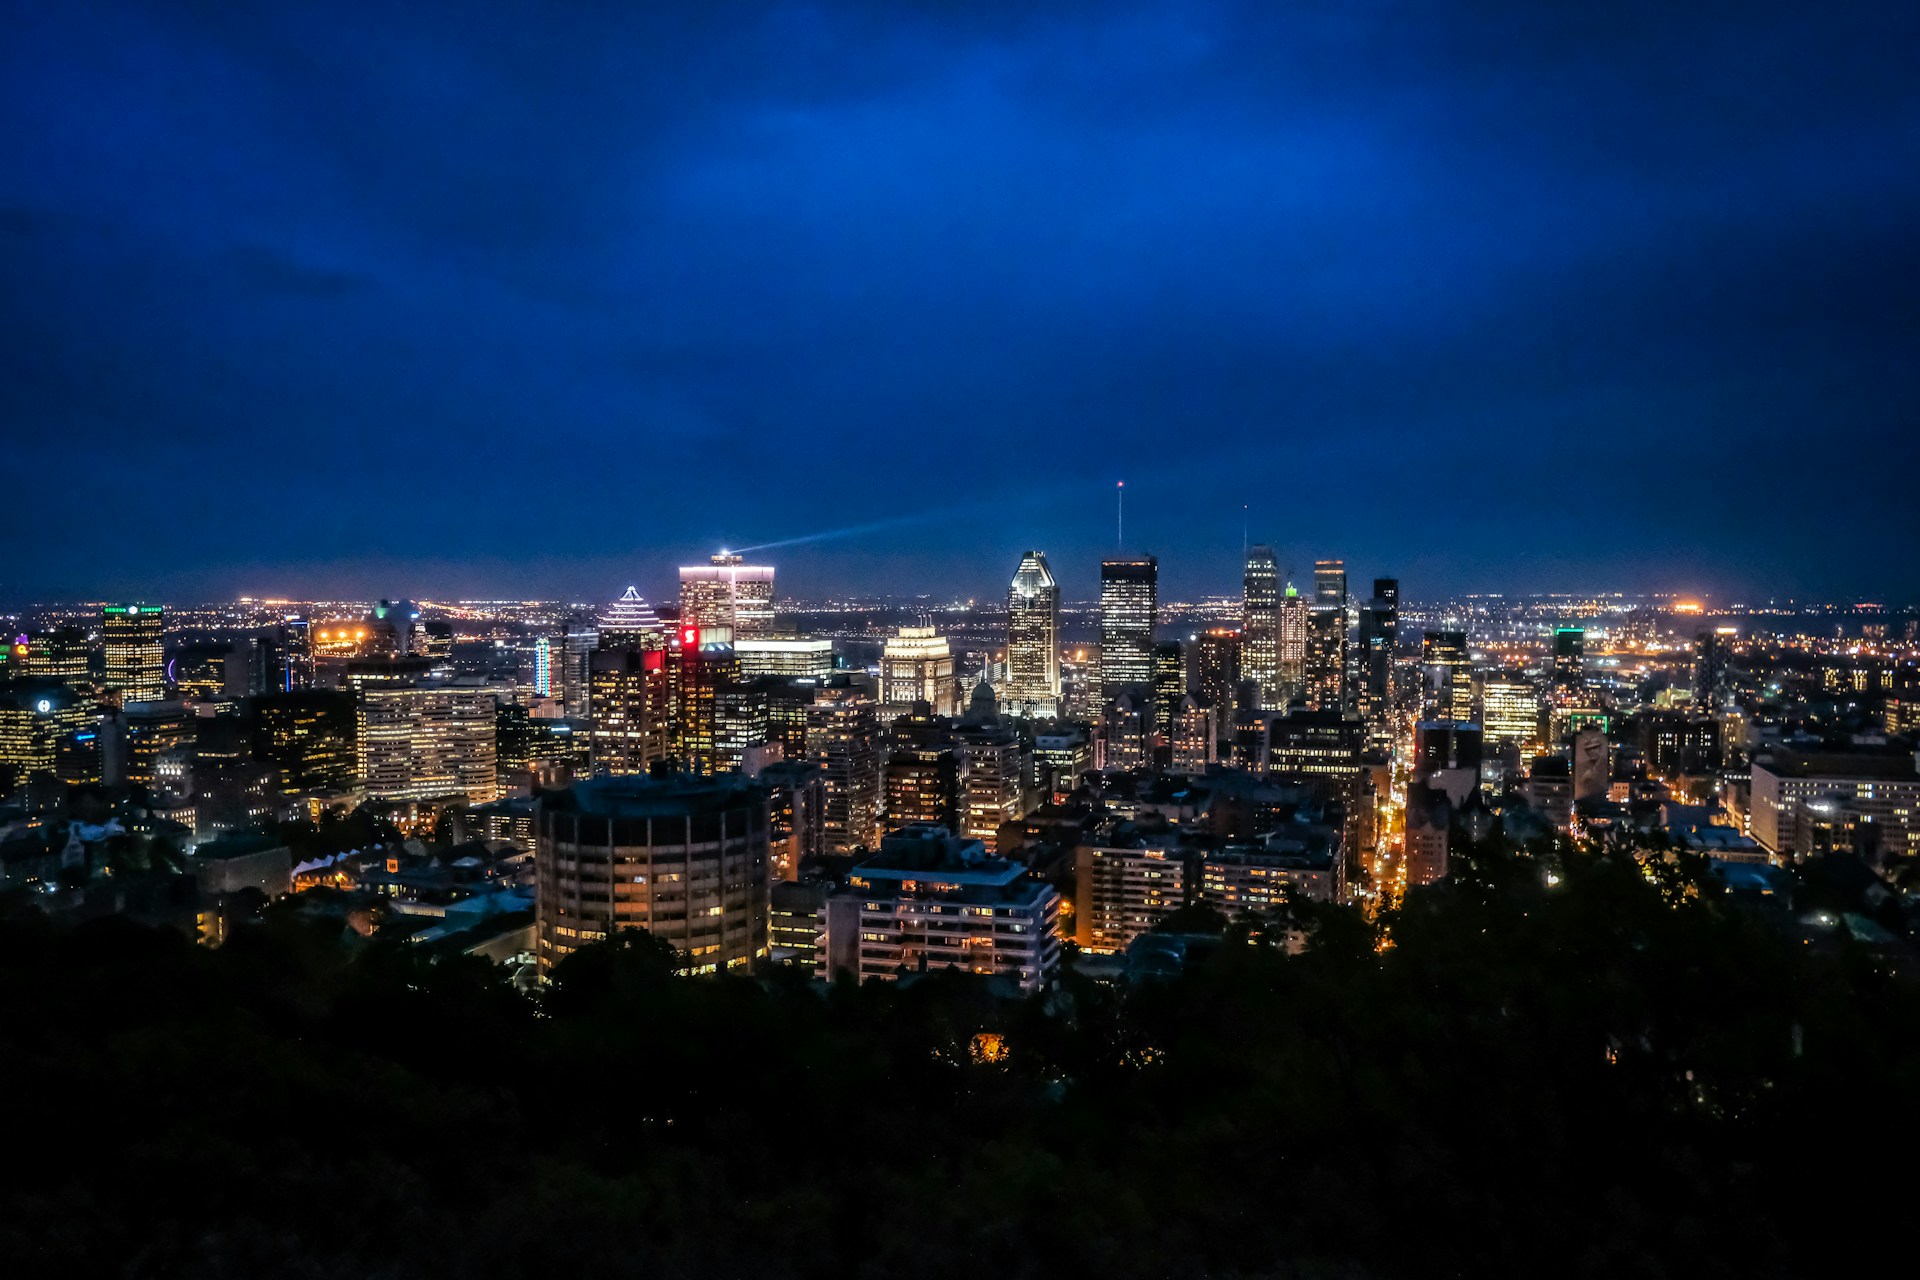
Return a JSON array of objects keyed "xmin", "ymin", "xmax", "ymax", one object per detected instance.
[{"xmin": 1, "ymin": 841, "xmax": 1914, "ymax": 1278}]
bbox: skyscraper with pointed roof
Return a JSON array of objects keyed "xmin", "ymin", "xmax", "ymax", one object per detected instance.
[{"xmin": 1005, "ymin": 551, "xmax": 1061, "ymax": 717}]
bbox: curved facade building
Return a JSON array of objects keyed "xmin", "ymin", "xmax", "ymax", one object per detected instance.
[{"xmin": 537, "ymin": 773, "xmax": 771, "ymax": 975}]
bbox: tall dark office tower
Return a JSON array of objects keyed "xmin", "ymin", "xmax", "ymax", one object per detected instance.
[
  {"xmin": 102, "ymin": 604, "xmax": 165, "ymax": 704},
  {"xmin": 1099, "ymin": 556, "xmax": 1158, "ymax": 705},
  {"xmin": 19, "ymin": 625, "xmax": 91, "ymax": 687},
  {"xmin": 1191, "ymin": 628, "xmax": 1242, "ymax": 734},
  {"xmin": 1552, "ymin": 628, "xmax": 1586, "ymax": 685},
  {"xmin": 1242, "ymin": 545, "xmax": 1281, "ymax": 709},
  {"xmin": 1151, "ymin": 640, "xmax": 1185, "ymax": 739},
  {"xmin": 1005, "ymin": 551, "xmax": 1061, "ymax": 716},
  {"xmin": 275, "ymin": 618, "xmax": 315, "ymax": 691},
  {"xmin": 1694, "ymin": 629, "xmax": 1729, "ymax": 705},
  {"xmin": 1314, "ymin": 559, "xmax": 1348, "ymax": 608},
  {"xmin": 1305, "ymin": 605, "xmax": 1346, "ymax": 711},
  {"xmin": 1357, "ymin": 578, "xmax": 1399, "ymax": 732},
  {"xmin": 1423, "ymin": 630, "xmax": 1474, "ymax": 722},
  {"xmin": 561, "ymin": 613, "xmax": 599, "ymax": 717}
]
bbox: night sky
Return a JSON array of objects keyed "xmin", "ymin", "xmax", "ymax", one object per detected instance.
[{"xmin": 4, "ymin": 1, "xmax": 1917, "ymax": 606}]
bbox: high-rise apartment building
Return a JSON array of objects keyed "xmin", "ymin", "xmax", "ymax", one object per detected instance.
[
  {"xmin": 356, "ymin": 683, "xmax": 499, "ymax": 803},
  {"xmin": 820, "ymin": 824, "xmax": 1062, "ymax": 994},
  {"xmin": 1005, "ymin": 551, "xmax": 1061, "ymax": 717},
  {"xmin": 535, "ymin": 773, "xmax": 771, "ymax": 973},
  {"xmin": 103, "ymin": 603, "xmax": 165, "ymax": 704},
  {"xmin": 679, "ymin": 552, "xmax": 776, "ymax": 636},
  {"xmin": 1242, "ymin": 546, "xmax": 1281, "ymax": 710},
  {"xmin": 1100, "ymin": 556, "xmax": 1158, "ymax": 704},
  {"xmin": 881, "ymin": 625, "xmax": 959, "ymax": 715},
  {"xmin": 1075, "ymin": 829, "xmax": 1189, "ymax": 953}
]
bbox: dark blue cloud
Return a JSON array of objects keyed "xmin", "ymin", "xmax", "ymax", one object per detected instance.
[{"xmin": 3, "ymin": 0, "xmax": 1916, "ymax": 605}]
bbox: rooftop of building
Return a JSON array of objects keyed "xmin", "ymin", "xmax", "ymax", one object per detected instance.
[
  {"xmin": 1755, "ymin": 748, "xmax": 1920, "ymax": 780},
  {"xmin": 191, "ymin": 832, "xmax": 288, "ymax": 861},
  {"xmin": 542, "ymin": 772, "xmax": 766, "ymax": 819}
]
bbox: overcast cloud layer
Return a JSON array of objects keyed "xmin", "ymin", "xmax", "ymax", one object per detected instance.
[{"xmin": 4, "ymin": 1, "xmax": 1917, "ymax": 605}]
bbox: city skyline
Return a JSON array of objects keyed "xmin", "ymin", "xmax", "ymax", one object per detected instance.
[{"xmin": 5, "ymin": 2, "xmax": 1919, "ymax": 604}]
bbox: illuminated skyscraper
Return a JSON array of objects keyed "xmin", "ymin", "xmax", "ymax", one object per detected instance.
[
  {"xmin": 102, "ymin": 603, "xmax": 165, "ymax": 704},
  {"xmin": 1357, "ymin": 578, "xmax": 1398, "ymax": 738},
  {"xmin": 599, "ymin": 586, "xmax": 664, "ymax": 648},
  {"xmin": 1099, "ymin": 556, "xmax": 1157, "ymax": 704},
  {"xmin": 808, "ymin": 678, "xmax": 882, "ymax": 853},
  {"xmin": 1242, "ymin": 546, "xmax": 1281, "ymax": 709},
  {"xmin": 533, "ymin": 636, "xmax": 554, "ymax": 698},
  {"xmin": 1305, "ymin": 604, "xmax": 1346, "ymax": 711},
  {"xmin": 881, "ymin": 625, "xmax": 959, "ymax": 716},
  {"xmin": 1005, "ymin": 551, "xmax": 1061, "ymax": 717},
  {"xmin": 1314, "ymin": 559, "xmax": 1347, "ymax": 607},
  {"xmin": 1479, "ymin": 670, "xmax": 1542, "ymax": 760},
  {"xmin": 679, "ymin": 552, "xmax": 776, "ymax": 636},
  {"xmin": 670, "ymin": 624, "xmax": 740, "ymax": 776},
  {"xmin": 735, "ymin": 636, "xmax": 835, "ymax": 680},
  {"xmin": 588, "ymin": 646, "xmax": 671, "ymax": 775},
  {"xmin": 1423, "ymin": 630, "xmax": 1474, "ymax": 722},
  {"xmin": 1278, "ymin": 586, "xmax": 1308, "ymax": 703}
]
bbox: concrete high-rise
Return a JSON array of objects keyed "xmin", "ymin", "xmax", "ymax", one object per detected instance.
[
  {"xmin": 679, "ymin": 552, "xmax": 776, "ymax": 636},
  {"xmin": 103, "ymin": 603, "xmax": 165, "ymax": 704},
  {"xmin": 1005, "ymin": 551, "xmax": 1061, "ymax": 717},
  {"xmin": 1099, "ymin": 556, "xmax": 1158, "ymax": 704},
  {"xmin": 535, "ymin": 773, "xmax": 771, "ymax": 974},
  {"xmin": 1242, "ymin": 546, "xmax": 1281, "ymax": 709}
]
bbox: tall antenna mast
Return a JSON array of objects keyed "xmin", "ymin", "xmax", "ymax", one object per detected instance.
[
  {"xmin": 1116, "ymin": 480, "xmax": 1125, "ymax": 552},
  {"xmin": 1242, "ymin": 504, "xmax": 1248, "ymax": 563}
]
